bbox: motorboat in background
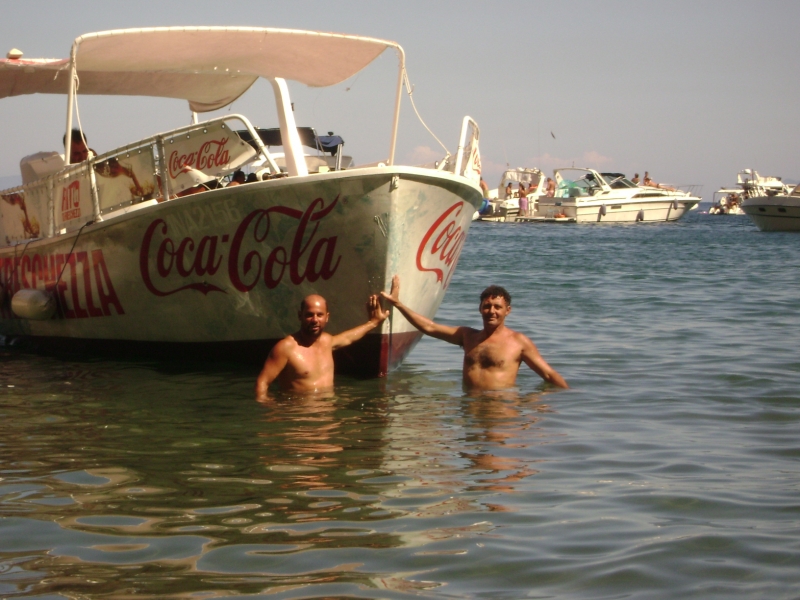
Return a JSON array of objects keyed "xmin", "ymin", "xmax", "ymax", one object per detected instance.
[
  {"xmin": 0, "ymin": 27, "xmax": 483, "ymax": 376},
  {"xmin": 737, "ymin": 169, "xmax": 791, "ymax": 198},
  {"xmin": 709, "ymin": 189, "xmax": 745, "ymax": 215},
  {"xmin": 529, "ymin": 168, "xmax": 701, "ymax": 223},
  {"xmin": 741, "ymin": 184, "xmax": 800, "ymax": 231},
  {"xmin": 710, "ymin": 169, "xmax": 791, "ymax": 215},
  {"xmin": 478, "ymin": 167, "xmax": 545, "ymax": 221}
]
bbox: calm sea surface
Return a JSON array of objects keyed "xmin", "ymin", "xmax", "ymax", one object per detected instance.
[{"xmin": 1, "ymin": 211, "xmax": 799, "ymax": 599}]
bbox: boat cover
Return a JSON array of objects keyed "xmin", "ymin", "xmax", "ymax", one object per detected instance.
[{"xmin": 0, "ymin": 27, "xmax": 399, "ymax": 112}]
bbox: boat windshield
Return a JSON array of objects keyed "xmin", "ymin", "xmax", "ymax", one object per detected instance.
[
  {"xmin": 600, "ymin": 173, "xmax": 637, "ymax": 189},
  {"xmin": 554, "ymin": 170, "xmax": 603, "ymax": 198}
]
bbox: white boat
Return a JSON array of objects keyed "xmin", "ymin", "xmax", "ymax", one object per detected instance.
[
  {"xmin": 0, "ymin": 27, "xmax": 483, "ymax": 376},
  {"xmin": 741, "ymin": 184, "xmax": 800, "ymax": 231},
  {"xmin": 737, "ymin": 168, "xmax": 791, "ymax": 198},
  {"xmin": 478, "ymin": 167, "xmax": 545, "ymax": 221},
  {"xmin": 529, "ymin": 168, "xmax": 701, "ymax": 223},
  {"xmin": 710, "ymin": 170, "xmax": 790, "ymax": 216},
  {"xmin": 709, "ymin": 189, "xmax": 745, "ymax": 215}
]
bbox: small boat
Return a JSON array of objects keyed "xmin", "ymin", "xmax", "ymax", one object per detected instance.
[
  {"xmin": 709, "ymin": 189, "xmax": 745, "ymax": 215},
  {"xmin": 478, "ymin": 167, "xmax": 545, "ymax": 221},
  {"xmin": 741, "ymin": 184, "xmax": 800, "ymax": 231},
  {"xmin": 0, "ymin": 27, "xmax": 483, "ymax": 376},
  {"xmin": 528, "ymin": 168, "xmax": 701, "ymax": 223}
]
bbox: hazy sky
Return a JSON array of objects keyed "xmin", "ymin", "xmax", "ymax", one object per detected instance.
[{"xmin": 1, "ymin": 0, "xmax": 798, "ymax": 197}]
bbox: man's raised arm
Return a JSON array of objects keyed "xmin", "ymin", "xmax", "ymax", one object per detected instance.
[
  {"xmin": 380, "ymin": 275, "xmax": 464, "ymax": 345},
  {"xmin": 330, "ymin": 295, "xmax": 389, "ymax": 350}
]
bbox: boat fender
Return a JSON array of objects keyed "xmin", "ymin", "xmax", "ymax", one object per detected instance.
[
  {"xmin": 636, "ymin": 209, "xmax": 644, "ymax": 222},
  {"xmin": 11, "ymin": 288, "xmax": 56, "ymax": 320},
  {"xmin": 599, "ymin": 204, "xmax": 606, "ymax": 217},
  {"xmin": 672, "ymin": 200, "xmax": 679, "ymax": 210}
]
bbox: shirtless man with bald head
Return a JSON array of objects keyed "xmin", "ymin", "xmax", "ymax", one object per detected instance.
[
  {"xmin": 255, "ymin": 294, "xmax": 389, "ymax": 401},
  {"xmin": 381, "ymin": 276, "xmax": 568, "ymax": 390}
]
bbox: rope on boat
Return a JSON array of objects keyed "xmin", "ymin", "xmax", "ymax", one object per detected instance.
[
  {"xmin": 402, "ymin": 69, "xmax": 450, "ymax": 161},
  {"xmin": 54, "ymin": 220, "xmax": 92, "ymax": 289}
]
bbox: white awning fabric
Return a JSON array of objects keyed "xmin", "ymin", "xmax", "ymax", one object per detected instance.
[{"xmin": 0, "ymin": 27, "xmax": 399, "ymax": 112}]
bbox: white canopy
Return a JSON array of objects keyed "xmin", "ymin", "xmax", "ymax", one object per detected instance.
[{"xmin": 0, "ymin": 27, "xmax": 401, "ymax": 112}]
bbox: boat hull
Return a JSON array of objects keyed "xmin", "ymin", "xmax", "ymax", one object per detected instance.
[
  {"xmin": 741, "ymin": 195, "xmax": 800, "ymax": 232},
  {"xmin": 0, "ymin": 167, "xmax": 482, "ymax": 376},
  {"xmin": 533, "ymin": 198, "xmax": 698, "ymax": 223}
]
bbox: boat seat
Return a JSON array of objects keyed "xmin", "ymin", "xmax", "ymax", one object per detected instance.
[{"xmin": 20, "ymin": 152, "xmax": 65, "ymax": 185}]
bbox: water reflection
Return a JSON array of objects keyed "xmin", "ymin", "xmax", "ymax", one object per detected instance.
[
  {"xmin": 0, "ymin": 356, "xmax": 558, "ymax": 597},
  {"xmin": 461, "ymin": 390, "xmax": 552, "ymax": 493}
]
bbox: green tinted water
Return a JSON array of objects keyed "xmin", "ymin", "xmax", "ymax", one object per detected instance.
[{"xmin": 1, "ymin": 212, "xmax": 799, "ymax": 598}]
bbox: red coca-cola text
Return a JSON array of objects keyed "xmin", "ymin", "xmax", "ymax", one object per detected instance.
[
  {"xmin": 416, "ymin": 201, "xmax": 467, "ymax": 289},
  {"xmin": 168, "ymin": 138, "xmax": 231, "ymax": 179}
]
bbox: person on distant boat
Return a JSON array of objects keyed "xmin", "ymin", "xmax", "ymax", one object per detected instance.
[
  {"xmin": 255, "ymin": 293, "xmax": 389, "ymax": 401},
  {"xmin": 545, "ymin": 177, "xmax": 556, "ymax": 197},
  {"xmin": 246, "ymin": 172, "xmax": 259, "ymax": 183},
  {"xmin": 380, "ymin": 276, "xmax": 568, "ymax": 390},
  {"xmin": 63, "ymin": 128, "xmax": 94, "ymax": 164},
  {"xmin": 505, "ymin": 182, "xmax": 513, "ymax": 199},
  {"xmin": 480, "ymin": 178, "xmax": 490, "ymax": 198},
  {"xmin": 631, "ymin": 173, "xmax": 640, "ymax": 184},
  {"xmin": 643, "ymin": 171, "xmax": 675, "ymax": 191},
  {"xmin": 518, "ymin": 183, "xmax": 529, "ymax": 217},
  {"xmin": 227, "ymin": 170, "xmax": 246, "ymax": 187}
]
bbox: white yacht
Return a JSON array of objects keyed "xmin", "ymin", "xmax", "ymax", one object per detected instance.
[
  {"xmin": 530, "ymin": 168, "xmax": 701, "ymax": 223},
  {"xmin": 737, "ymin": 169, "xmax": 791, "ymax": 198},
  {"xmin": 741, "ymin": 184, "xmax": 800, "ymax": 231}
]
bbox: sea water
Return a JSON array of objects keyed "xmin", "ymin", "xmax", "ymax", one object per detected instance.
[{"xmin": 1, "ymin": 212, "xmax": 799, "ymax": 599}]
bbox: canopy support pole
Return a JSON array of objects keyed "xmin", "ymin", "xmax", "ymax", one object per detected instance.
[
  {"xmin": 269, "ymin": 78, "xmax": 307, "ymax": 177},
  {"xmin": 64, "ymin": 42, "xmax": 78, "ymax": 165},
  {"xmin": 388, "ymin": 46, "xmax": 406, "ymax": 166}
]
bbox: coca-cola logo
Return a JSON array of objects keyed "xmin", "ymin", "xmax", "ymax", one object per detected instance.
[
  {"xmin": 139, "ymin": 196, "xmax": 341, "ymax": 297},
  {"xmin": 416, "ymin": 201, "xmax": 467, "ymax": 289},
  {"xmin": 168, "ymin": 138, "xmax": 231, "ymax": 179}
]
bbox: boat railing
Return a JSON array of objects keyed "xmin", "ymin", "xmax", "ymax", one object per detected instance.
[
  {"xmin": 676, "ymin": 184, "xmax": 703, "ymax": 197},
  {"xmin": 0, "ymin": 114, "xmax": 276, "ymax": 245}
]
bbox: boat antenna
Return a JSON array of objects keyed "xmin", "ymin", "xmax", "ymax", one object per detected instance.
[{"xmin": 402, "ymin": 69, "xmax": 450, "ymax": 159}]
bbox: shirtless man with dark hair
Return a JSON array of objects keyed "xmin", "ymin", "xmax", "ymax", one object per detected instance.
[
  {"xmin": 255, "ymin": 293, "xmax": 389, "ymax": 401},
  {"xmin": 381, "ymin": 276, "xmax": 568, "ymax": 390},
  {"xmin": 63, "ymin": 128, "xmax": 92, "ymax": 164}
]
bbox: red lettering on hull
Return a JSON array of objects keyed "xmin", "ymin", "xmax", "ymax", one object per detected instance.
[
  {"xmin": 140, "ymin": 196, "xmax": 342, "ymax": 297},
  {"xmin": 0, "ymin": 248, "xmax": 124, "ymax": 320},
  {"xmin": 416, "ymin": 201, "xmax": 468, "ymax": 289}
]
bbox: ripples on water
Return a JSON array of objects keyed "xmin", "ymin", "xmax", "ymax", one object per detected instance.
[{"xmin": 1, "ymin": 212, "xmax": 799, "ymax": 599}]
